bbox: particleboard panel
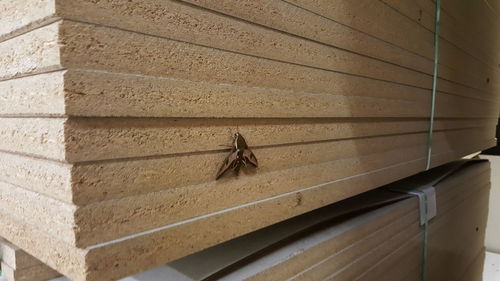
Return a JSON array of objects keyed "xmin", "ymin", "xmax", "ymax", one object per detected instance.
[
  {"xmin": 0, "ymin": 129, "xmax": 491, "ymax": 247},
  {"xmin": 0, "ymin": 1, "xmax": 494, "ymax": 96},
  {"xmin": 278, "ymin": 0, "xmax": 500, "ymax": 94},
  {"xmin": 2, "ymin": 70, "xmax": 499, "ymax": 118},
  {"xmin": 0, "ymin": 1, "xmax": 498, "ymax": 280},
  {"xmin": 1, "ymin": 262, "xmax": 60, "ymax": 281},
  {"xmin": 0, "ymin": 0, "xmax": 56, "ymax": 42},
  {"xmin": 381, "ymin": 0, "xmax": 500, "ymax": 72},
  {"xmin": 0, "ymin": 157, "xmax": 489, "ymax": 281},
  {"xmin": 0, "ymin": 0, "xmax": 497, "ymax": 96},
  {"xmin": 0, "ymin": 126, "xmax": 493, "ymax": 206},
  {"xmin": 0, "ymin": 117, "xmax": 498, "ymax": 161},
  {"xmin": 144, "ymin": 160, "xmax": 489, "ymax": 281},
  {"xmin": 0, "ymin": 239, "xmax": 40, "ymax": 270},
  {"xmin": 181, "ymin": 0, "xmax": 500, "ymax": 95},
  {"xmin": 0, "ymin": 20, "xmax": 497, "ymax": 105}
]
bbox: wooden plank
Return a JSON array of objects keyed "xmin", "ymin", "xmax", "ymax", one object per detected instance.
[
  {"xmin": 350, "ymin": 178, "xmax": 490, "ymax": 281},
  {"xmin": 0, "ymin": 239, "xmax": 62, "ymax": 281},
  {"xmin": 0, "ymin": 2, "xmax": 495, "ymax": 280},
  {"xmin": 252, "ymin": 165, "xmax": 489, "ymax": 280},
  {"xmin": 0, "ymin": 211, "xmax": 87, "ymax": 281}
]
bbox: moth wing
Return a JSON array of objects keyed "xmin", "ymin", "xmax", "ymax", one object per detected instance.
[
  {"xmin": 234, "ymin": 161, "xmax": 242, "ymax": 176},
  {"xmin": 216, "ymin": 150, "xmax": 239, "ymax": 180},
  {"xmin": 242, "ymin": 149, "xmax": 258, "ymax": 167}
]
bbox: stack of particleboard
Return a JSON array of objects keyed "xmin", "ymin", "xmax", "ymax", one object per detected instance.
[
  {"xmin": 149, "ymin": 160, "xmax": 489, "ymax": 281},
  {"xmin": 0, "ymin": 239, "xmax": 60, "ymax": 281},
  {"xmin": 0, "ymin": 0, "xmax": 499, "ymax": 280}
]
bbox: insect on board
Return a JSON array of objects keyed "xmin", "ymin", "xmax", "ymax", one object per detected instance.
[{"xmin": 216, "ymin": 132, "xmax": 258, "ymax": 180}]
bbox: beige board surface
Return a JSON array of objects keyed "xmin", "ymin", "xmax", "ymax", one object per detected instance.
[
  {"xmin": 0, "ymin": 117, "xmax": 497, "ymax": 161},
  {"xmin": 1, "ymin": 0, "xmax": 498, "ymax": 96},
  {"xmin": 481, "ymin": 155, "xmax": 500, "ymax": 254},
  {"xmin": 0, "ymin": 0, "xmax": 56, "ymax": 42},
  {"xmin": 138, "ymin": 159, "xmax": 489, "ymax": 281},
  {"xmin": 382, "ymin": 0, "xmax": 500, "ymax": 71},
  {"xmin": 0, "ymin": 239, "xmax": 40, "ymax": 270},
  {"xmin": 261, "ymin": 161, "xmax": 488, "ymax": 281},
  {"xmin": 1, "ymin": 261, "xmax": 60, "ymax": 281},
  {"xmin": 0, "ymin": 123, "xmax": 494, "ymax": 203},
  {"xmin": 1, "ymin": 70, "xmax": 498, "ymax": 118},
  {"xmin": 1, "ymin": 20, "xmax": 497, "ymax": 106},
  {"xmin": 0, "ymin": 0, "xmax": 498, "ymax": 280},
  {"xmin": 0, "ymin": 154, "xmax": 485, "ymax": 281},
  {"xmin": 182, "ymin": 0, "xmax": 500, "ymax": 94},
  {"xmin": 0, "ymin": 128, "xmax": 492, "ymax": 246},
  {"xmin": 280, "ymin": 0, "xmax": 500, "ymax": 92}
]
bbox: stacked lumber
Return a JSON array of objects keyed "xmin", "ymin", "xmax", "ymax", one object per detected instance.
[
  {"xmin": 0, "ymin": 0, "xmax": 499, "ymax": 280},
  {"xmin": 0, "ymin": 239, "xmax": 60, "ymax": 281},
  {"xmin": 154, "ymin": 160, "xmax": 489, "ymax": 281}
]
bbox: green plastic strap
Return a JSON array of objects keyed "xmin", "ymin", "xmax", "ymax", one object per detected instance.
[
  {"xmin": 427, "ymin": 0, "xmax": 441, "ymax": 170},
  {"xmin": 412, "ymin": 189, "xmax": 429, "ymax": 281},
  {"xmin": 386, "ymin": 187, "xmax": 431, "ymax": 281}
]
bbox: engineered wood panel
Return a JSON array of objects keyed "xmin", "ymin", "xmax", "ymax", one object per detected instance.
[
  {"xmin": 0, "ymin": 154, "xmax": 490, "ymax": 281},
  {"xmin": 0, "ymin": 261, "xmax": 60, "ymax": 281},
  {"xmin": 183, "ymin": 0, "xmax": 500, "ymax": 95},
  {"xmin": 1, "ymin": 20, "xmax": 496, "ymax": 104},
  {"xmin": 0, "ymin": 239, "xmax": 40, "ymax": 270},
  {"xmin": 3, "ymin": 69, "xmax": 498, "ymax": 118}
]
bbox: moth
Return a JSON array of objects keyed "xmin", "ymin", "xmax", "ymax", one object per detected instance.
[{"xmin": 216, "ymin": 132, "xmax": 258, "ymax": 180}]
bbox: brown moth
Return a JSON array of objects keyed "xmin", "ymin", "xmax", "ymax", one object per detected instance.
[{"xmin": 216, "ymin": 132, "xmax": 258, "ymax": 180}]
